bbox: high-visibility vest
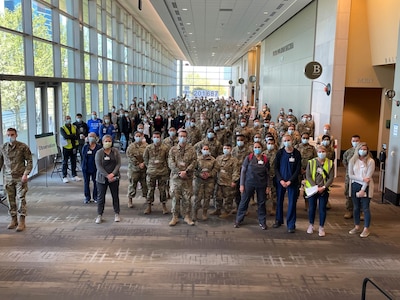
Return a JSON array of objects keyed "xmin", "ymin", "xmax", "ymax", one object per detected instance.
[
  {"xmin": 62, "ymin": 125, "xmax": 79, "ymax": 149},
  {"xmin": 304, "ymin": 158, "xmax": 333, "ymax": 192}
]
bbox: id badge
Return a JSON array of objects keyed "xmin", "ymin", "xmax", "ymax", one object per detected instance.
[
  {"xmin": 154, "ymin": 160, "xmax": 160, "ymax": 164},
  {"xmin": 87, "ymin": 150, "xmax": 92, "ymax": 154},
  {"xmin": 179, "ymin": 162, "xmax": 186, "ymax": 167},
  {"xmin": 289, "ymin": 157, "xmax": 295, "ymax": 163},
  {"xmin": 104, "ymin": 156, "xmax": 110, "ymax": 160},
  {"xmin": 258, "ymin": 160, "xmax": 264, "ymax": 165}
]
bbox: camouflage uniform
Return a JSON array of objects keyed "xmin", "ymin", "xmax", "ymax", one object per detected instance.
[
  {"xmin": 162, "ymin": 136, "xmax": 179, "ymax": 150},
  {"xmin": 0, "ymin": 141, "xmax": 33, "ymax": 219},
  {"xmin": 186, "ymin": 126, "xmax": 202, "ymax": 146},
  {"xmin": 126, "ymin": 141, "xmax": 148, "ymax": 199},
  {"xmin": 143, "ymin": 142, "xmax": 170, "ymax": 205},
  {"xmin": 264, "ymin": 148, "xmax": 278, "ymax": 214},
  {"xmin": 214, "ymin": 154, "xmax": 240, "ymax": 214},
  {"xmin": 232, "ymin": 145, "xmax": 251, "ymax": 209},
  {"xmin": 342, "ymin": 146, "xmax": 356, "ymax": 212},
  {"xmin": 232, "ymin": 125, "xmax": 252, "ymax": 144},
  {"xmin": 295, "ymin": 142, "xmax": 317, "ymax": 208},
  {"xmin": 193, "ymin": 154, "xmax": 217, "ymax": 220},
  {"xmin": 168, "ymin": 143, "xmax": 197, "ymax": 219},
  {"xmin": 194, "ymin": 138, "xmax": 222, "ymax": 158}
]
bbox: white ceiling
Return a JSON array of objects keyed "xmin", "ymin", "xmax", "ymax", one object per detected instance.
[{"xmin": 122, "ymin": 0, "xmax": 313, "ymax": 66}]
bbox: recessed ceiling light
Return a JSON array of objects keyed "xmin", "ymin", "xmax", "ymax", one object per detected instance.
[
  {"xmin": 264, "ymin": 11, "xmax": 268, "ymax": 15},
  {"xmin": 189, "ymin": 32, "xmax": 193, "ymax": 35},
  {"xmin": 182, "ymin": 8, "xmax": 188, "ymax": 11},
  {"xmin": 186, "ymin": 22, "xmax": 191, "ymax": 25},
  {"xmin": 215, "ymin": 38, "xmax": 220, "ymax": 41}
]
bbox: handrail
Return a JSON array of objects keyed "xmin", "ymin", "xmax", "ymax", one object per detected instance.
[{"xmin": 361, "ymin": 278, "xmax": 393, "ymax": 300}]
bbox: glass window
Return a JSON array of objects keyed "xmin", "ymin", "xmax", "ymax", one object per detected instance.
[
  {"xmin": 35, "ymin": 88, "xmax": 42, "ymax": 134},
  {"xmin": 0, "ymin": 30, "xmax": 24, "ymax": 75},
  {"xmin": 0, "ymin": 2, "xmax": 22, "ymax": 32},
  {"xmin": 34, "ymin": 40, "xmax": 53, "ymax": 77},
  {"xmin": 32, "ymin": 0, "xmax": 52, "ymax": 41},
  {"xmin": 59, "ymin": 14, "xmax": 75, "ymax": 48},
  {"xmin": 61, "ymin": 46, "xmax": 75, "ymax": 78},
  {"xmin": 84, "ymin": 53, "xmax": 90, "ymax": 80},
  {"xmin": 83, "ymin": 26, "xmax": 89, "ymax": 52},
  {"xmin": 83, "ymin": 1, "xmax": 89, "ymax": 24},
  {"xmin": 1, "ymin": 81, "xmax": 28, "ymax": 143},
  {"xmin": 98, "ymin": 33, "xmax": 102, "ymax": 56},
  {"xmin": 59, "ymin": 0, "xmax": 76, "ymax": 17},
  {"xmin": 98, "ymin": 57, "xmax": 103, "ymax": 80}
]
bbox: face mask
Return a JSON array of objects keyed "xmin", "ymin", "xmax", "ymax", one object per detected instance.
[
  {"xmin": 308, "ymin": 117, "xmax": 311, "ymax": 121},
  {"xmin": 254, "ymin": 122, "xmax": 260, "ymax": 127},
  {"xmin": 352, "ymin": 141, "xmax": 359, "ymax": 148},
  {"xmin": 124, "ymin": 113, "xmax": 129, "ymax": 117},
  {"xmin": 254, "ymin": 138, "xmax": 261, "ymax": 143},
  {"xmin": 169, "ymin": 131, "xmax": 176, "ymax": 137},
  {"xmin": 267, "ymin": 144, "xmax": 274, "ymax": 150},
  {"xmin": 134, "ymin": 137, "xmax": 141, "ymax": 143},
  {"xmin": 190, "ymin": 122, "xmax": 196, "ymax": 127},
  {"xmin": 358, "ymin": 149, "xmax": 368, "ymax": 156},
  {"xmin": 92, "ymin": 115, "xmax": 97, "ymax": 120},
  {"xmin": 237, "ymin": 141, "xmax": 244, "ymax": 147},
  {"xmin": 288, "ymin": 130, "xmax": 293, "ymax": 135},
  {"xmin": 201, "ymin": 150, "xmax": 210, "ymax": 156},
  {"xmin": 225, "ymin": 114, "xmax": 230, "ymax": 118},
  {"xmin": 223, "ymin": 149, "xmax": 231, "ymax": 155},
  {"xmin": 143, "ymin": 118, "xmax": 148, "ymax": 122},
  {"xmin": 283, "ymin": 141, "xmax": 292, "ymax": 148},
  {"xmin": 207, "ymin": 133, "xmax": 214, "ymax": 139},
  {"xmin": 287, "ymin": 118, "xmax": 292, "ymax": 122},
  {"xmin": 280, "ymin": 110, "xmax": 284, "ymax": 114},
  {"xmin": 178, "ymin": 137, "xmax": 186, "ymax": 144},
  {"xmin": 104, "ymin": 119, "xmax": 110, "ymax": 124},
  {"xmin": 220, "ymin": 125, "xmax": 225, "ymax": 129},
  {"xmin": 137, "ymin": 128, "xmax": 144, "ymax": 133},
  {"xmin": 152, "ymin": 137, "xmax": 160, "ymax": 144},
  {"xmin": 254, "ymin": 148, "xmax": 262, "ymax": 155},
  {"xmin": 324, "ymin": 129, "xmax": 329, "ymax": 134},
  {"xmin": 179, "ymin": 113, "xmax": 184, "ymax": 116},
  {"xmin": 213, "ymin": 127, "xmax": 219, "ymax": 131},
  {"xmin": 264, "ymin": 123, "xmax": 269, "ymax": 128},
  {"xmin": 65, "ymin": 119, "xmax": 71, "ymax": 125},
  {"xmin": 302, "ymin": 138, "xmax": 309, "ymax": 144},
  {"xmin": 103, "ymin": 141, "xmax": 112, "ymax": 149},
  {"xmin": 322, "ymin": 140, "xmax": 330, "ymax": 147},
  {"xmin": 278, "ymin": 118, "xmax": 283, "ymax": 123},
  {"xmin": 88, "ymin": 137, "xmax": 96, "ymax": 143},
  {"xmin": 7, "ymin": 136, "xmax": 16, "ymax": 143},
  {"xmin": 76, "ymin": 118, "xmax": 82, "ymax": 123},
  {"xmin": 302, "ymin": 118, "xmax": 307, "ymax": 123},
  {"xmin": 317, "ymin": 152, "xmax": 326, "ymax": 159},
  {"xmin": 240, "ymin": 122, "xmax": 246, "ymax": 127}
]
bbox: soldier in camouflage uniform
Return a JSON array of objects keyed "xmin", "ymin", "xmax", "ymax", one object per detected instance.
[
  {"xmin": 168, "ymin": 129, "xmax": 198, "ymax": 226},
  {"xmin": 295, "ymin": 132, "xmax": 317, "ymax": 210},
  {"xmin": 193, "ymin": 144, "xmax": 217, "ymax": 221},
  {"xmin": 264, "ymin": 137, "xmax": 278, "ymax": 215},
  {"xmin": 194, "ymin": 128, "xmax": 222, "ymax": 158},
  {"xmin": 186, "ymin": 118, "xmax": 202, "ymax": 146},
  {"xmin": 0, "ymin": 128, "xmax": 32, "ymax": 232},
  {"xmin": 126, "ymin": 131, "xmax": 148, "ymax": 208},
  {"xmin": 211, "ymin": 144, "xmax": 240, "ymax": 217},
  {"xmin": 143, "ymin": 131, "xmax": 170, "ymax": 215},
  {"xmin": 231, "ymin": 134, "xmax": 251, "ymax": 213}
]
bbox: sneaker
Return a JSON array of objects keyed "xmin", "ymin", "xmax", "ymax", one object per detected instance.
[
  {"xmin": 63, "ymin": 177, "xmax": 69, "ymax": 183},
  {"xmin": 306, "ymin": 224, "xmax": 314, "ymax": 234},
  {"xmin": 349, "ymin": 227, "xmax": 360, "ymax": 234},
  {"xmin": 344, "ymin": 212, "xmax": 353, "ymax": 219},
  {"xmin": 288, "ymin": 228, "xmax": 296, "ymax": 233},
  {"xmin": 72, "ymin": 176, "xmax": 82, "ymax": 182},
  {"xmin": 360, "ymin": 228, "xmax": 370, "ymax": 238},
  {"xmin": 95, "ymin": 215, "xmax": 102, "ymax": 224},
  {"xmin": 114, "ymin": 214, "xmax": 121, "ymax": 222},
  {"xmin": 259, "ymin": 223, "xmax": 267, "ymax": 230},
  {"xmin": 233, "ymin": 222, "xmax": 240, "ymax": 228},
  {"xmin": 318, "ymin": 227, "xmax": 326, "ymax": 237},
  {"xmin": 272, "ymin": 221, "xmax": 281, "ymax": 228},
  {"xmin": 84, "ymin": 199, "xmax": 90, "ymax": 204}
]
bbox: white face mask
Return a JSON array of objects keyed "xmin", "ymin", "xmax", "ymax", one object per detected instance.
[
  {"xmin": 351, "ymin": 141, "xmax": 359, "ymax": 148},
  {"xmin": 267, "ymin": 144, "xmax": 274, "ymax": 150},
  {"xmin": 358, "ymin": 149, "xmax": 368, "ymax": 156},
  {"xmin": 103, "ymin": 141, "xmax": 112, "ymax": 149},
  {"xmin": 317, "ymin": 152, "xmax": 326, "ymax": 159}
]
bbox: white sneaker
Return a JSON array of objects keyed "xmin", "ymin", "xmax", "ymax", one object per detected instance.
[
  {"xmin": 72, "ymin": 176, "xmax": 82, "ymax": 182},
  {"xmin": 306, "ymin": 224, "xmax": 314, "ymax": 234},
  {"xmin": 63, "ymin": 177, "xmax": 69, "ymax": 183},
  {"xmin": 95, "ymin": 215, "xmax": 102, "ymax": 224},
  {"xmin": 114, "ymin": 214, "xmax": 120, "ymax": 222},
  {"xmin": 349, "ymin": 227, "xmax": 360, "ymax": 234},
  {"xmin": 360, "ymin": 228, "xmax": 370, "ymax": 238},
  {"xmin": 318, "ymin": 227, "xmax": 326, "ymax": 237}
]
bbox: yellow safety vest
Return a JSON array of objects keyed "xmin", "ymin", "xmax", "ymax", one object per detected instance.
[
  {"xmin": 305, "ymin": 158, "xmax": 333, "ymax": 193},
  {"xmin": 62, "ymin": 125, "xmax": 79, "ymax": 149}
]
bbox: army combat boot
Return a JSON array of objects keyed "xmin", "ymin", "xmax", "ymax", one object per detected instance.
[
  {"xmin": 169, "ymin": 214, "xmax": 179, "ymax": 226},
  {"xmin": 7, "ymin": 216, "xmax": 18, "ymax": 229},
  {"xmin": 184, "ymin": 214, "xmax": 195, "ymax": 226},
  {"xmin": 162, "ymin": 203, "xmax": 169, "ymax": 215},
  {"xmin": 144, "ymin": 203, "xmax": 152, "ymax": 214},
  {"xmin": 128, "ymin": 198, "xmax": 134, "ymax": 208},
  {"xmin": 202, "ymin": 209, "xmax": 208, "ymax": 221},
  {"xmin": 209, "ymin": 209, "xmax": 221, "ymax": 216},
  {"xmin": 192, "ymin": 209, "xmax": 199, "ymax": 221},
  {"xmin": 16, "ymin": 215, "xmax": 25, "ymax": 232}
]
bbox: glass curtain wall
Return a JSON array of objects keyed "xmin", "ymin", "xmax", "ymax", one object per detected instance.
[{"xmin": 0, "ymin": 0, "xmax": 177, "ymax": 175}]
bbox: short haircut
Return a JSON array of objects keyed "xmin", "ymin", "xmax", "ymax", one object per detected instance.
[{"xmin": 6, "ymin": 128, "xmax": 17, "ymax": 134}]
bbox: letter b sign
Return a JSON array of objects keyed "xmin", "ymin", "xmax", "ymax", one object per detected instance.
[{"xmin": 304, "ymin": 61, "xmax": 323, "ymax": 79}]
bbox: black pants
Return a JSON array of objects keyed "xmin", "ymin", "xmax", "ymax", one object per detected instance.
[
  {"xmin": 62, "ymin": 148, "xmax": 77, "ymax": 177},
  {"xmin": 97, "ymin": 179, "xmax": 120, "ymax": 215}
]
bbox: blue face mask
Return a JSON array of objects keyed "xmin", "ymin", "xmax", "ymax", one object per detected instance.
[
  {"xmin": 152, "ymin": 137, "xmax": 160, "ymax": 144},
  {"xmin": 178, "ymin": 137, "xmax": 186, "ymax": 144},
  {"xmin": 223, "ymin": 149, "xmax": 231, "ymax": 155},
  {"xmin": 283, "ymin": 141, "xmax": 292, "ymax": 148},
  {"xmin": 237, "ymin": 141, "xmax": 244, "ymax": 147},
  {"xmin": 254, "ymin": 148, "xmax": 262, "ymax": 155}
]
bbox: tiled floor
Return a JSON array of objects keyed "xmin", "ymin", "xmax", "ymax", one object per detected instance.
[{"xmin": 0, "ymin": 155, "xmax": 399, "ymax": 300}]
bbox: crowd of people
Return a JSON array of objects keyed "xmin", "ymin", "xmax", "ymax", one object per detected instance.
[{"xmin": 0, "ymin": 96, "xmax": 375, "ymax": 238}]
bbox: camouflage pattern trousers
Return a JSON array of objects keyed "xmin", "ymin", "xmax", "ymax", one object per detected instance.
[
  {"xmin": 170, "ymin": 178, "xmax": 193, "ymax": 217},
  {"xmin": 344, "ymin": 174, "xmax": 353, "ymax": 211},
  {"xmin": 146, "ymin": 174, "xmax": 168, "ymax": 204},
  {"xmin": 216, "ymin": 184, "xmax": 236, "ymax": 212},
  {"xmin": 193, "ymin": 178, "xmax": 215, "ymax": 211},
  {"xmin": 127, "ymin": 169, "xmax": 148, "ymax": 198},
  {"xmin": 5, "ymin": 178, "xmax": 28, "ymax": 217}
]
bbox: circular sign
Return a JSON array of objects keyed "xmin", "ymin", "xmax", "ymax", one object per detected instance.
[
  {"xmin": 249, "ymin": 75, "xmax": 257, "ymax": 83},
  {"xmin": 238, "ymin": 78, "xmax": 245, "ymax": 84},
  {"xmin": 228, "ymin": 80, "xmax": 233, "ymax": 85},
  {"xmin": 304, "ymin": 61, "xmax": 323, "ymax": 79},
  {"xmin": 386, "ymin": 89, "xmax": 396, "ymax": 99}
]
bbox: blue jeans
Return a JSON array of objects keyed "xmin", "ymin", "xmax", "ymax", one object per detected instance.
[
  {"xmin": 236, "ymin": 185, "xmax": 267, "ymax": 225},
  {"xmin": 308, "ymin": 191, "xmax": 328, "ymax": 226},
  {"xmin": 276, "ymin": 183, "xmax": 298, "ymax": 229},
  {"xmin": 351, "ymin": 182, "xmax": 371, "ymax": 227}
]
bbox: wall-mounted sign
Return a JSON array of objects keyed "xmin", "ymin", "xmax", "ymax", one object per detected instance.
[{"xmin": 304, "ymin": 61, "xmax": 322, "ymax": 79}]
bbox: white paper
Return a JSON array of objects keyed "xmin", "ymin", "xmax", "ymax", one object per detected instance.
[{"xmin": 305, "ymin": 185, "xmax": 318, "ymax": 198}]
